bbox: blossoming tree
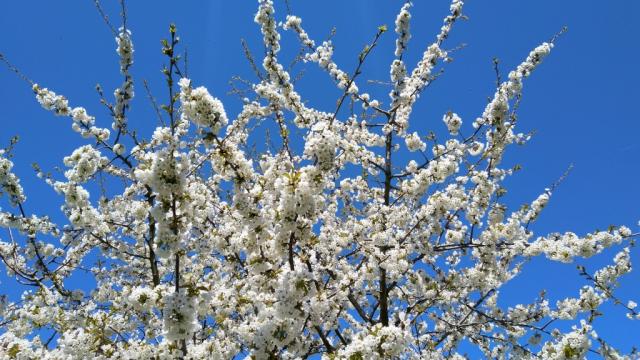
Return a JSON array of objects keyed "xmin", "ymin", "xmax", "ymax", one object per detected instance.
[{"xmin": 0, "ymin": 1, "xmax": 637, "ymax": 359}]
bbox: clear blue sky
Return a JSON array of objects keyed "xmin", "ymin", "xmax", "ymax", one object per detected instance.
[{"xmin": 1, "ymin": 0, "xmax": 639, "ymax": 353}]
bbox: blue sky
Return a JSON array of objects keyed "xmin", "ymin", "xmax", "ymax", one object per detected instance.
[{"xmin": 1, "ymin": 0, "xmax": 639, "ymax": 353}]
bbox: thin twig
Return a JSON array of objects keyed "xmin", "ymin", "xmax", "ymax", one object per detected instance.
[
  {"xmin": 143, "ymin": 79, "xmax": 166, "ymax": 126},
  {"xmin": 93, "ymin": 0, "xmax": 118, "ymax": 36},
  {"xmin": 0, "ymin": 53, "xmax": 34, "ymax": 85}
]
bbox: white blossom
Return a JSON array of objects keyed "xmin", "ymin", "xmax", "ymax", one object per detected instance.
[
  {"xmin": 0, "ymin": 153, "xmax": 26, "ymax": 206},
  {"xmin": 405, "ymin": 131, "xmax": 426, "ymax": 152},
  {"xmin": 163, "ymin": 291, "xmax": 198, "ymax": 342},
  {"xmin": 0, "ymin": 1, "xmax": 635, "ymax": 359},
  {"xmin": 179, "ymin": 78, "xmax": 228, "ymax": 133},
  {"xmin": 394, "ymin": 3, "xmax": 412, "ymax": 57},
  {"xmin": 443, "ymin": 111, "xmax": 462, "ymax": 135}
]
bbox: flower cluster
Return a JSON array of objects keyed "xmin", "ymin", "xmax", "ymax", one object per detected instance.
[
  {"xmin": 34, "ymin": 86, "xmax": 111, "ymax": 141},
  {"xmin": 443, "ymin": 111, "xmax": 462, "ymax": 135},
  {"xmin": 337, "ymin": 324, "xmax": 412, "ymax": 359},
  {"xmin": 525, "ymin": 229, "xmax": 626, "ymax": 262},
  {"xmin": 304, "ymin": 121, "xmax": 338, "ymax": 171},
  {"xmin": 474, "ymin": 42, "xmax": 553, "ymax": 165},
  {"xmin": 306, "ymin": 41, "xmax": 355, "ymax": 93},
  {"xmin": 0, "ymin": 1, "xmax": 636, "ymax": 359},
  {"xmin": 162, "ymin": 291, "xmax": 198, "ymax": 342},
  {"xmin": 126, "ymin": 286, "xmax": 158, "ymax": 312},
  {"xmin": 538, "ymin": 321, "xmax": 592, "ymax": 359},
  {"xmin": 404, "ymin": 131, "xmax": 426, "ymax": 152},
  {"xmin": 113, "ymin": 27, "xmax": 134, "ymax": 129},
  {"xmin": 283, "ymin": 15, "xmax": 314, "ymax": 48},
  {"xmin": 63, "ymin": 145, "xmax": 108, "ymax": 183},
  {"xmin": 33, "ymin": 85, "xmax": 70, "ymax": 116},
  {"xmin": 254, "ymin": 0, "xmax": 280, "ymax": 54},
  {"xmin": 0, "ymin": 153, "xmax": 26, "ymax": 206},
  {"xmin": 115, "ymin": 27, "xmax": 134, "ymax": 74},
  {"xmin": 178, "ymin": 78, "xmax": 228, "ymax": 133},
  {"xmin": 134, "ymin": 147, "xmax": 192, "ymax": 257},
  {"xmin": 394, "ymin": 3, "xmax": 412, "ymax": 57}
]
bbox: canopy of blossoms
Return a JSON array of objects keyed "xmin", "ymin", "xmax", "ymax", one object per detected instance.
[{"xmin": 0, "ymin": 1, "xmax": 637, "ymax": 359}]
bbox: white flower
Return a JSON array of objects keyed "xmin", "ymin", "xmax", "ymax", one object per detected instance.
[
  {"xmin": 3, "ymin": 1, "xmax": 636, "ymax": 359},
  {"xmin": 283, "ymin": 15, "xmax": 314, "ymax": 48},
  {"xmin": 405, "ymin": 132, "xmax": 426, "ymax": 152},
  {"xmin": 116, "ymin": 27, "xmax": 134, "ymax": 74},
  {"xmin": 63, "ymin": 145, "xmax": 108, "ymax": 183},
  {"xmin": 33, "ymin": 84, "xmax": 70, "ymax": 116},
  {"xmin": 113, "ymin": 143, "xmax": 126, "ymax": 156},
  {"xmin": 443, "ymin": 112, "xmax": 462, "ymax": 135},
  {"xmin": 619, "ymin": 226, "xmax": 632, "ymax": 237},
  {"xmin": 127, "ymin": 286, "xmax": 157, "ymax": 312},
  {"xmin": 179, "ymin": 78, "xmax": 228, "ymax": 133},
  {"xmin": 0, "ymin": 155, "xmax": 26, "ymax": 206},
  {"xmin": 467, "ymin": 141, "xmax": 484, "ymax": 156},
  {"xmin": 394, "ymin": 3, "xmax": 412, "ymax": 57},
  {"xmin": 163, "ymin": 291, "xmax": 198, "ymax": 342}
]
